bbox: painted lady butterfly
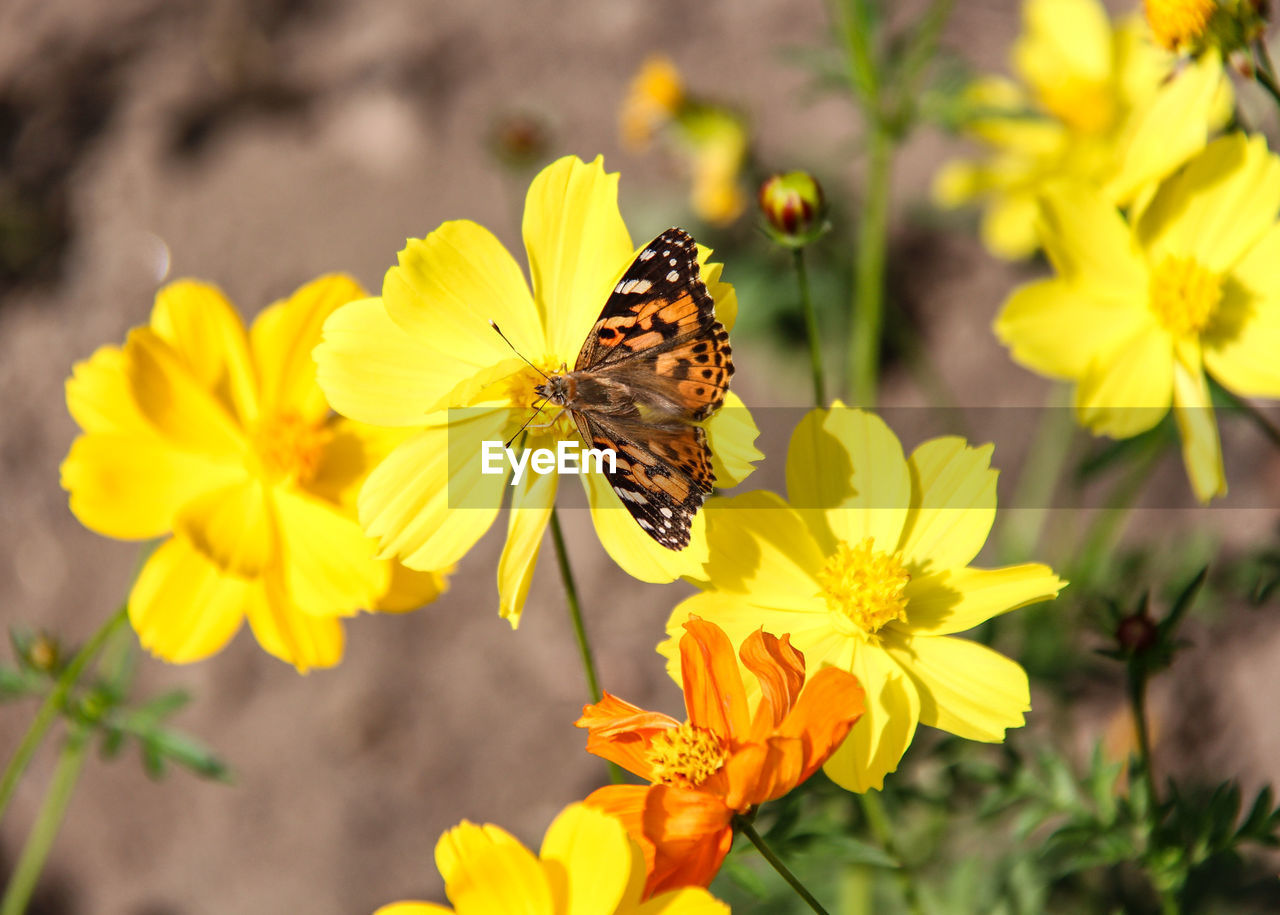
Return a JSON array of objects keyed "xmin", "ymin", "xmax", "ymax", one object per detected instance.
[{"xmin": 535, "ymin": 227, "xmax": 734, "ymax": 549}]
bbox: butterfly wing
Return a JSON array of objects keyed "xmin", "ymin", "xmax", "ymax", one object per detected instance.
[
  {"xmin": 573, "ymin": 410, "xmax": 713, "ymax": 550},
  {"xmin": 576, "ymin": 228, "xmax": 733, "ymax": 422}
]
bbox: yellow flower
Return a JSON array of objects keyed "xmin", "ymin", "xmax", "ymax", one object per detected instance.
[
  {"xmin": 659, "ymin": 407, "xmax": 1065, "ymax": 792},
  {"xmin": 373, "ymin": 802, "xmax": 729, "ymax": 915},
  {"xmin": 313, "ymin": 155, "xmax": 760, "ymax": 625},
  {"xmin": 996, "ymin": 133, "xmax": 1280, "ymax": 502},
  {"xmin": 620, "ymin": 55, "xmax": 685, "ymax": 151},
  {"xmin": 1145, "ymin": 0, "xmax": 1218, "ymax": 50},
  {"xmin": 933, "ymin": 0, "xmax": 1230, "ymax": 259},
  {"xmin": 60, "ymin": 276, "xmax": 448, "ymax": 670}
]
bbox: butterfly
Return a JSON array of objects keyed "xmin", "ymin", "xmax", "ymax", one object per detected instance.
[{"xmin": 533, "ymin": 227, "xmax": 734, "ymax": 550}]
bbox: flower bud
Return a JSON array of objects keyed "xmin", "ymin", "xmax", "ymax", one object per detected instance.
[
  {"xmin": 758, "ymin": 171, "xmax": 828, "ymax": 247},
  {"xmin": 1115, "ymin": 612, "xmax": 1159, "ymax": 656},
  {"xmin": 488, "ymin": 110, "xmax": 551, "ymax": 171}
]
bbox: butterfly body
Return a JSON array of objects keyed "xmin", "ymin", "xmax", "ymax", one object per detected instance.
[{"xmin": 538, "ymin": 227, "xmax": 733, "ymax": 550}]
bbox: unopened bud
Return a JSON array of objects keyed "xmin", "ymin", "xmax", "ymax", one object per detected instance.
[
  {"xmin": 1116, "ymin": 612, "xmax": 1159, "ymax": 655},
  {"xmin": 758, "ymin": 171, "xmax": 828, "ymax": 247}
]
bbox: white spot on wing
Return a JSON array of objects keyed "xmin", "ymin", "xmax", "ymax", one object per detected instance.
[
  {"xmin": 666, "ymin": 270, "xmax": 679, "ymax": 282},
  {"xmin": 639, "ymin": 248, "xmax": 657, "ymax": 261}
]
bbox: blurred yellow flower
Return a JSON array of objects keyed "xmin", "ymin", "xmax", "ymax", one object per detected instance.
[
  {"xmin": 619, "ymin": 56, "xmax": 750, "ymax": 226},
  {"xmin": 660, "ymin": 408, "xmax": 1065, "ymax": 792},
  {"xmin": 933, "ymin": 0, "xmax": 1230, "ymax": 259},
  {"xmin": 61, "ymin": 276, "xmax": 448, "ymax": 671},
  {"xmin": 313, "ymin": 155, "xmax": 759, "ymax": 625},
  {"xmin": 1145, "ymin": 0, "xmax": 1217, "ymax": 50},
  {"xmin": 373, "ymin": 802, "xmax": 729, "ymax": 915},
  {"xmin": 996, "ymin": 133, "xmax": 1280, "ymax": 502}
]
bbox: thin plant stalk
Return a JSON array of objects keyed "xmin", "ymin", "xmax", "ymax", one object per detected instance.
[
  {"xmin": 735, "ymin": 816, "xmax": 832, "ymax": 915},
  {"xmin": 793, "ymin": 247, "xmax": 827, "ymax": 407},
  {"xmin": 850, "ymin": 124, "xmax": 892, "ymax": 406},
  {"xmin": 1217, "ymin": 382, "xmax": 1280, "ymax": 449},
  {"xmin": 0, "ymin": 725, "xmax": 92, "ymax": 915},
  {"xmin": 1127, "ymin": 664, "xmax": 1159, "ymax": 807},
  {"xmin": 0, "ymin": 605, "xmax": 128, "ymax": 825},
  {"xmin": 1252, "ymin": 39, "xmax": 1280, "ymax": 109},
  {"xmin": 859, "ymin": 790, "xmax": 924, "ymax": 915}
]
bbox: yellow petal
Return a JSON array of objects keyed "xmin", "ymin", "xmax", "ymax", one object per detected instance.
[
  {"xmin": 61, "ymin": 432, "xmax": 245, "ymax": 540},
  {"xmin": 124, "ymin": 328, "xmax": 247, "ymax": 459},
  {"xmin": 374, "ymin": 904, "xmax": 454, "ymax": 915},
  {"xmin": 690, "ymin": 490, "xmax": 826, "ymax": 599},
  {"xmin": 632, "ymin": 889, "xmax": 730, "ymax": 915},
  {"xmin": 821, "ymin": 641, "xmax": 919, "ymax": 792},
  {"xmin": 786, "ymin": 407, "xmax": 909, "ymax": 557},
  {"xmin": 523, "ymin": 155, "xmax": 635, "ymax": 360},
  {"xmin": 251, "ymin": 274, "xmax": 365, "ymax": 422},
  {"xmin": 582, "ymin": 470, "xmax": 709, "ymax": 583},
  {"xmin": 374, "ymin": 561, "xmax": 452, "ymax": 614},
  {"xmin": 150, "ymin": 280, "xmax": 258, "ymax": 426},
  {"xmin": 898, "ymin": 437, "xmax": 997, "ymax": 572},
  {"xmin": 903, "ymin": 565, "xmax": 1065, "ymax": 635},
  {"xmin": 1036, "ymin": 185, "xmax": 1147, "ymax": 300},
  {"xmin": 1136, "ymin": 133, "xmax": 1280, "ymax": 273},
  {"xmin": 436, "ymin": 821, "xmax": 552, "ymax": 915},
  {"xmin": 497, "ymin": 468, "xmax": 557, "ymax": 627},
  {"xmin": 539, "ymin": 804, "xmax": 631, "ymax": 915},
  {"xmin": 995, "ymin": 277, "xmax": 1149, "ymax": 380},
  {"xmin": 175, "ymin": 478, "xmax": 273, "ymax": 578},
  {"xmin": 272, "ymin": 486, "xmax": 389, "ymax": 616},
  {"xmin": 882, "ymin": 629, "xmax": 1030, "ymax": 742},
  {"xmin": 244, "ymin": 573, "xmax": 344, "ymax": 672},
  {"xmin": 1014, "ymin": 0, "xmax": 1112, "ymax": 95},
  {"xmin": 316, "ymin": 297, "xmax": 474, "ymax": 426},
  {"xmin": 699, "ymin": 258, "xmax": 737, "ymax": 332},
  {"xmin": 980, "ymin": 191, "xmax": 1042, "ymax": 261},
  {"xmin": 384, "ymin": 221, "xmax": 545, "ymax": 372},
  {"xmin": 65, "ymin": 346, "xmax": 149, "ymax": 434},
  {"xmin": 1107, "ymin": 52, "xmax": 1229, "ymax": 207},
  {"xmin": 1203, "ymin": 224, "xmax": 1280, "ymax": 397},
  {"xmin": 1075, "ymin": 325, "xmax": 1173, "ymax": 437},
  {"xmin": 706, "ymin": 392, "xmax": 760, "ymax": 488},
  {"xmin": 1171, "ymin": 349, "xmax": 1225, "ymax": 502},
  {"xmin": 358, "ymin": 411, "xmax": 507, "ymax": 569},
  {"xmin": 128, "ymin": 537, "xmax": 248, "ymax": 663}
]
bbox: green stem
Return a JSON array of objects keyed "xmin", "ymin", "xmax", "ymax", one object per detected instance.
[
  {"xmin": 0, "ymin": 606, "xmax": 128, "ymax": 825},
  {"xmin": 859, "ymin": 791, "xmax": 924, "ymax": 915},
  {"xmin": 1127, "ymin": 665, "xmax": 1159, "ymax": 807},
  {"xmin": 793, "ymin": 247, "xmax": 827, "ymax": 407},
  {"xmin": 1071, "ymin": 433, "xmax": 1165, "ymax": 581},
  {"xmin": 735, "ymin": 817, "xmax": 832, "ymax": 915},
  {"xmin": 1253, "ymin": 40, "xmax": 1280, "ymax": 109},
  {"xmin": 996, "ymin": 385, "xmax": 1076, "ymax": 565},
  {"xmin": 850, "ymin": 124, "xmax": 892, "ymax": 406},
  {"xmin": 0, "ymin": 726, "xmax": 92, "ymax": 915}
]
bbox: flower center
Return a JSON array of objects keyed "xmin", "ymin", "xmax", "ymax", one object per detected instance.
[
  {"xmin": 817, "ymin": 538, "xmax": 911, "ymax": 637},
  {"xmin": 645, "ymin": 723, "xmax": 729, "ymax": 789},
  {"xmin": 252, "ymin": 412, "xmax": 330, "ymax": 483},
  {"xmin": 1144, "ymin": 0, "xmax": 1216, "ymax": 51},
  {"xmin": 1149, "ymin": 254, "xmax": 1221, "ymax": 337},
  {"xmin": 1037, "ymin": 78, "xmax": 1117, "ymax": 135}
]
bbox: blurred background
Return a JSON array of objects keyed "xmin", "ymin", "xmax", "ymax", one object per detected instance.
[{"xmin": 1, "ymin": 0, "xmax": 1279, "ymax": 912}]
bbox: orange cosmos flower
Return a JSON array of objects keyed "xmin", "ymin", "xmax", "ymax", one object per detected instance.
[{"xmin": 576, "ymin": 618, "xmax": 864, "ymax": 897}]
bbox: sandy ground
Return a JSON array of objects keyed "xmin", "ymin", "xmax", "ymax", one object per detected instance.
[{"xmin": 2, "ymin": 0, "xmax": 1279, "ymax": 912}]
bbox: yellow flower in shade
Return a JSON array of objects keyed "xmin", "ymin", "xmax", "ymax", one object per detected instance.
[
  {"xmin": 372, "ymin": 802, "xmax": 728, "ymax": 915},
  {"xmin": 933, "ymin": 0, "xmax": 1231, "ymax": 259},
  {"xmin": 60, "ymin": 276, "xmax": 449, "ymax": 670},
  {"xmin": 996, "ymin": 133, "xmax": 1280, "ymax": 502},
  {"xmin": 313, "ymin": 155, "xmax": 760, "ymax": 625},
  {"xmin": 659, "ymin": 407, "xmax": 1065, "ymax": 792}
]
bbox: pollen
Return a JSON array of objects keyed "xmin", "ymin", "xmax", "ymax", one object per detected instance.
[
  {"xmin": 1144, "ymin": 0, "xmax": 1217, "ymax": 51},
  {"xmin": 646, "ymin": 723, "xmax": 729, "ymax": 789},
  {"xmin": 817, "ymin": 538, "xmax": 911, "ymax": 638},
  {"xmin": 1149, "ymin": 254, "xmax": 1221, "ymax": 338},
  {"xmin": 252, "ymin": 412, "xmax": 330, "ymax": 483}
]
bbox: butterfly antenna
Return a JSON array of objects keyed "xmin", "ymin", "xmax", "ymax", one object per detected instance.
[
  {"xmin": 489, "ymin": 320, "xmax": 549, "ymax": 379},
  {"xmin": 505, "ymin": 395, "xmax": 550, "ymax": 449}
]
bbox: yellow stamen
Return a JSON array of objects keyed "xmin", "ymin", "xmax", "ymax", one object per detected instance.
[
  {"xmin": 817, "ymin": 538, "xmax": 911, "ymax": 638},
  {"xmin": 1144, "ymin": 0, "xmax": 1217, "ymax": 51},
  {"xmin": 1149, "ymin": 254, "xmax": 1221, "ymax": 338},
  {"xmin": 646, "ymin": 723, "xmax": 729, "ymax": 789},
  {"xmin": 253, "ymin": 412, "xmax": 330, "ymax": 483}
]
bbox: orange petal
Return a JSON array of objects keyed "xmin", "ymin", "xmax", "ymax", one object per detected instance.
[
  {"xmin": 739, "ymin": 629, "xmax": 805, "ymax": 737},
  {"xmin": 577, "ymin": 692, "xmax": 680, "ymax": 781},
  {"xmin": 679, "ymin": 618, "xmax": 750, "ymax": 740},
  {"xmin": 642, "ymin": 785, "xmax": 735, "ymax": 897},
  {"xmin": 776, "ymin": 667, "xmax": 866, "ymax": 788}
]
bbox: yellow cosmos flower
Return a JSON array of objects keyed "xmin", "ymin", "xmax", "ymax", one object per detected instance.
[
  {"xmin": 1145, "ymin": 0, "xmax": 1218, "ymax": 50},
  {"xmin": 659, "ymin": 407, "xmax": 1065, "ymax": 792},
  {"xmin": 60, "ymin": 276, "xmax": 448, "ymax": 671},
  {"xmin": 933, "ymin": 0, "xmax": 1230, "ymax": 259},
  {"xmin": 996, "ymin": 133, "xmax": 1280, "ymax": 502},
  {"xmin": 373, "ymin": 802, "xmax": 728, "ymax": 915},
  {"xmin": 621, "ymin": 55, "xmax": 685, "ymax": 151},
  {"xmin": 314, "ymin": 155, "xmax": 760, "ymax": 625}
]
